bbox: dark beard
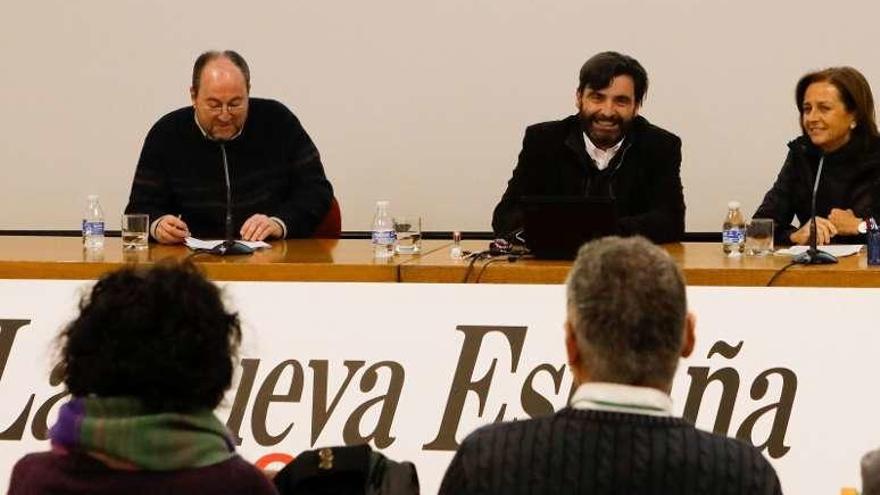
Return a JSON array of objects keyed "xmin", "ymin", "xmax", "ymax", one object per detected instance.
[{"xmin": 579, "ymin": 113, "xmax": 630, "ymax": 149}]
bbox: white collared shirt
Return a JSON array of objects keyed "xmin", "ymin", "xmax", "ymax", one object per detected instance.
[
  {"xmin": 569, "ymin": 382, "xmax": 673, "ymax": 417},
  {"xmin": 584, "ymin": 133, "xmax": 624, "ymax": 171}
]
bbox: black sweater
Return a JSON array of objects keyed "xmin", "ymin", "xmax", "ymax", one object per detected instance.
[
  {"xmin": 754, "ymin": 134, "xmax": 880, "ymax": 245},
  {"xmin": 439, "ymin": 408, "xmax": 782, "ymax": 495},
  {"xmin": 125, "ymin": 98, "xmax": 333, "ymax": 239},
  {"xmin": 492, "ymin": 115, "xmax": 685, "ymax": 243}
]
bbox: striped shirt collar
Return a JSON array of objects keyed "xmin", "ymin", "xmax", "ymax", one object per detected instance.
[{"xmin": 569, "ymin": 382, "xmax": 673, "ymax": 417}]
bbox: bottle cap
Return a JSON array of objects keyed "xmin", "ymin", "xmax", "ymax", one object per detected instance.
[
  {"xmin": 87, "ymin": 194, "xmax": 98, "ymax": 200},
  {"xmin": 727, "ymin": 200, "xmax": 741, "ymax": 209},
  {"xmin": 376, "ymin": 200, "xmax": 389, "ymax": 207}
]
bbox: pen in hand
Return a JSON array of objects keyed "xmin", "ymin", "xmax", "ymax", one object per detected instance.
[{"xmin": 177, "ymin": 214, "xmax": 191, "ymax": 237}]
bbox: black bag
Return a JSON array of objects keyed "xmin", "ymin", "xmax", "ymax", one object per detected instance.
[{"xmin": 273, "ymin": 444, "xmax": 419, "ymax": 495}]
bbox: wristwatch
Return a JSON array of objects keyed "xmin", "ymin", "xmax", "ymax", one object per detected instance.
[{"xmin": 858, "ymin": 220, "xmax": 867, "ymax": 234}]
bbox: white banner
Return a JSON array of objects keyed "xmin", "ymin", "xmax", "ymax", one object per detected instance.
[{"xmin": 0, "ymin": 280, "xmax": 877, "ymax": 494}]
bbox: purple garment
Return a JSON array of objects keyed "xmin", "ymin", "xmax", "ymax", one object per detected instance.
[
  {"xmin": 8, "ymin": 451, "xmax": 278, "ymax": 495},
  {"xmin": 47, "ymin": 398, "xmax": 85, "ymax": 449}
]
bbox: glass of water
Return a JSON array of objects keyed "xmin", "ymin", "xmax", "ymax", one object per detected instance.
[
  {"xmin": 121, "ymin": 214, "xmax": 149, "ymax": 250},
  {"xmin": 393, "ymin": 215, "xmax": 422, "ymax": 254},
  {"xmin": 745, "ymin": 218, "xmax": 773, "ymax": 256}
]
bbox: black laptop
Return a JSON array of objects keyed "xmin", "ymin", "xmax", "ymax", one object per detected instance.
[{"xmin": 521, "ymin": 196, "xmax": 618, "ymax": 259}]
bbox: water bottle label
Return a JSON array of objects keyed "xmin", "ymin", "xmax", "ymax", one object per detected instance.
[
  {"xmin": 84, "ymin": 221, "xmax": 105, "ymax": 236},
  {"xmin": 372, "ymin": 230, "xmax": 396, "ymax": 245},
  {"xmin": 722, "ymin": 228, "xmax": 744, "ymax": 244}
]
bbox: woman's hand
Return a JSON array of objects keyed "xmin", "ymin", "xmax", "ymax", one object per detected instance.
[
  {"xmin": 789, "ymin": 217, "xmax": 837, "ymax": 245},
  {"xmin": 828, "ymin": 208, "xmax": 862, "ymax": 236}
]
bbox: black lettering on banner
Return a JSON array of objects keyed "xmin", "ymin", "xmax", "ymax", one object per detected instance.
[
  {"xmin": 683, "ymin": 340, "xmax": 742, "ymax": 435},
  {"xmin": 311, "ymin": 360, "xmax": 365, "ymax": 444},
  {"xmin": 251, "ymin": 359, "xmax": 304, "ymax": 446},
  {"xmin": 0, "ymin": 319, "xmax": 32, "ymax": 441},
  {"xmin": 423, "ymin": 325, "xmax": 527, "ymax": 451},
  {"xmin": 342, "ymin": 360, "xmax": 405, "ymax": 448},
  {"xmin": 520, "ymin": 364, "xmax": 567, "ymax": 418},
  {"xmin": 226, "ymin": 358, "xmax": 261, "ymax": 445},
  {"xmin": 682, "ymin": 340, "xmax": 797, "ymax": 458},
  {"xmin": 32, "ymin": 362, "xmax": 69, "ymax": 440},
  {"xmin": 736, "ymin": 367, "xmax": 797, "ymax": 458}
]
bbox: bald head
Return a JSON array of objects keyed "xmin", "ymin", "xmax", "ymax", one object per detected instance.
[{"xmin": 191, "ymin": 50, "xmax": 250, "ymax": 96}]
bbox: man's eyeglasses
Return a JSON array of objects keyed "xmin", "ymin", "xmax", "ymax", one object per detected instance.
[{"xmin": 202, "ymin": 101, "xmax": 246, "ymax": 116}]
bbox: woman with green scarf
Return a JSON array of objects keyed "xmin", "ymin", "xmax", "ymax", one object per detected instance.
[{"xmin": 8, "ymin": 262, "xmax": 277, "ymax": 494}]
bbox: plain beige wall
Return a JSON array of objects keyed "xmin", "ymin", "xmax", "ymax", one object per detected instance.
[{"xmin": 2, "ymin": 0, "xmax": 879, "ymax": 232}]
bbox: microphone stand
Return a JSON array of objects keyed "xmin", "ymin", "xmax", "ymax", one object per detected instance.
[
  {"xmin": 209, "ymin": 143, "xmax": 254, "ymax": 256},
  {"xmin": 793, "ymin": 155, "xmax": 837, "ymax": 265}
]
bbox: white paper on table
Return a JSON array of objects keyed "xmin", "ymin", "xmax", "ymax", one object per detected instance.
[
  {"xmin": 184, "ymin": 237, "xmax": 271, "ymax": 250},
  {"xmin": 777, "ymin": 244, "xmax": 862, "ymax": 257}
]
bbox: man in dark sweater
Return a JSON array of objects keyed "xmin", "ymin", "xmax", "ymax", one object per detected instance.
[
  {"xmin": 125, "ymin": 50, "xmax": 333, "ymax": 242},
  {"xmin": 492, "ymin": 52, "xmax": 684, "ymax": 243},
  {"xmin": 439, "ymin": 237, "xmax": 783, "ymax": 495}
]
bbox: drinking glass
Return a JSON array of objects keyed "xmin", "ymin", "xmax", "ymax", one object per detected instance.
[
  {"xmin": 121, "ymin": 214, "xmax": 149, "ymax": 250},
  {"xmin": 393, "ymin": 216, "xmax": 422, "ymax": 254},
  {"xmin": 745, "ymin": 218, "xmax": 773, "ymax": 256}
]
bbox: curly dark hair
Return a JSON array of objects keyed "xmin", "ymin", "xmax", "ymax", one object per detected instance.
[{"xmin": 58, "ymin": 262, "xmax": 241, "ymax": 412}]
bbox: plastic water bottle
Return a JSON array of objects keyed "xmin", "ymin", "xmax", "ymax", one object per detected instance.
[
  {"xmin": 371, "ymin": 200, "xmax": 395, "ymax": 259},
  {"xmin": 868, "ymin": 217, "xmax": 880, "ymax": 265},
  {"xmin": 83, "ymin": 194, "xmax": 105, "ymax": 249},
  {"xmin": 722, "ymin": 200, "xmax": 745, "ymax": 254}
]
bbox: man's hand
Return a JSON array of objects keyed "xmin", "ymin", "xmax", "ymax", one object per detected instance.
[
  {"xmin": 241, "ymin": 214, "xmax": 283, "ymax": 241},
  {"xmin": 154, "ymin": 215, "xmax": 190, "ymax": 244},
  {"xmin": 829, "ymin": 208, "xmax": 862, "ymax": 236},
  {"xmin": 789, "ymin": 217, "xmax": 837, "ymax": 245}
]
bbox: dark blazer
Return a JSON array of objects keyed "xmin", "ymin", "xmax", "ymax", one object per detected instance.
[
  {"xmin": 492, "ymin": 115, "xmax": 685, "ymax": 243},
  {"xmin": 754, "ymin": 134, "xmax": 880, "ymax": 245}
]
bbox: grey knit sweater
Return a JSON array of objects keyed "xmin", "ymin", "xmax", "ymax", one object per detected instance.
[{"xmin": 439, "ymin": 408, "xmax": 782, "ymax": 495}]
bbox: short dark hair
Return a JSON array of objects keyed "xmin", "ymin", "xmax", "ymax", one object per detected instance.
[
  {"xmin": 192, "ymin": 50, "xmax": 251, "ymax": 95},
  {"xmin": 566, "ymin": 236, "xmax": 686, "ymax": 386},
  {"xmin": 577, "ymin": 51, "xmax": 649, "ymax": 105},
  {"xmin": 796, "ymin": 66, "xmax": 879, "ymax": 147},
  {"xmin": 58, "ymin": 262, "xmax": 242, "ymax": 413}
]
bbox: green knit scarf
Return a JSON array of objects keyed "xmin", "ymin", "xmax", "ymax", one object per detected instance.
[{"xmin": 50, "ymin": 397, "xmax": 236, "ymax": 471}]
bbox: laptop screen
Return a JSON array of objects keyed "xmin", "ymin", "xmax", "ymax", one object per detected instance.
[{"xmin": 521, "ymin": 196, "xmax": 618, "ymax": 259}]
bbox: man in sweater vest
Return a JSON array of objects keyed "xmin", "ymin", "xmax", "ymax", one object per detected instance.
[
  {"xmin": 125, "ymin": 50, "xmax": 333, "ymax": 243},
  {"xmin": 439, "ymin": 236, "xmax": 783, "ymax": 495}
]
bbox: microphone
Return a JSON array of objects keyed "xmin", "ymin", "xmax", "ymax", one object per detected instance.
[
  {"xmin": 210, "ymin": 143, "xmax": 254, "ymax": 256},
  {"xmin": 793, "ymin": 154, "xmax": 837, "ymax": 264}
]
